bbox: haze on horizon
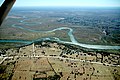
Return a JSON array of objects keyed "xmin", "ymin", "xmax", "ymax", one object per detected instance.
[{"xmin": 0, "ymin": 0, "xmax": 120, "ymax": 7}]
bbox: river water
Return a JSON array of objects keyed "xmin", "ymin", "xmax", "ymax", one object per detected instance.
[{"xmin": 0, "ymin": 18, "xmax": 120, "ymax": 50}]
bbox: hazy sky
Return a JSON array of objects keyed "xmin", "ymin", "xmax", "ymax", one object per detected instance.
[{"xmin": 0, "ymin": 0, "xmax": 120, "ymax": 7}]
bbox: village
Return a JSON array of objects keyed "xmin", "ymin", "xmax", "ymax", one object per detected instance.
[{"xmin": 0, "ymin": 41, "xmax": 120, "ymax": 80}]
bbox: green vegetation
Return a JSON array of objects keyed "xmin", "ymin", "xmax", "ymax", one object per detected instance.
[
  {"xmin": 0, "ymin": 42, "xmax": 25, "ymax": 49},
  {"xmin": 110, "ymin": 67, "xmax": 120, "ymax": 80},
  {"xmin": 0, "ymin": 65, "xmax": 6, "ymax": 74},
  {"xmin": 0, "ymin": 60, "xmax": 16, "ymax": 80},
  {"xmin": 33, "ymin": 75, "xmax": 60, "ymax": 80}
]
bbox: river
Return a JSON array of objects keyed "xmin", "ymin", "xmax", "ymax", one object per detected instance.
[{"xmin": 0, "ymin": 17, "xmax": 120, "ymax": 50}]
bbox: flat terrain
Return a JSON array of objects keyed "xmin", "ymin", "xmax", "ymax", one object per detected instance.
[
  {"xmin": 0, "ymin": 7, "xmax": 120, "ymax": 80},
  {"xmin": 0, "ymin": 41, "xmax": 120, "ymax": 80},
  {"xmin": 0, "ymin": 7, "xmax": 120, "ymax": 46}
]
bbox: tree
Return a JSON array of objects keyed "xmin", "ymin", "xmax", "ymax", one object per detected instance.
[{"xmin": 59, "ymin": 72, "xmax": 63, "ymax": 77}]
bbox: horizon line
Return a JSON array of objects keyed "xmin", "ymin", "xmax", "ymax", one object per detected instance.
[{"xmin": 13, "ymin": 5, "xmax": 120, "ymax": 8}]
